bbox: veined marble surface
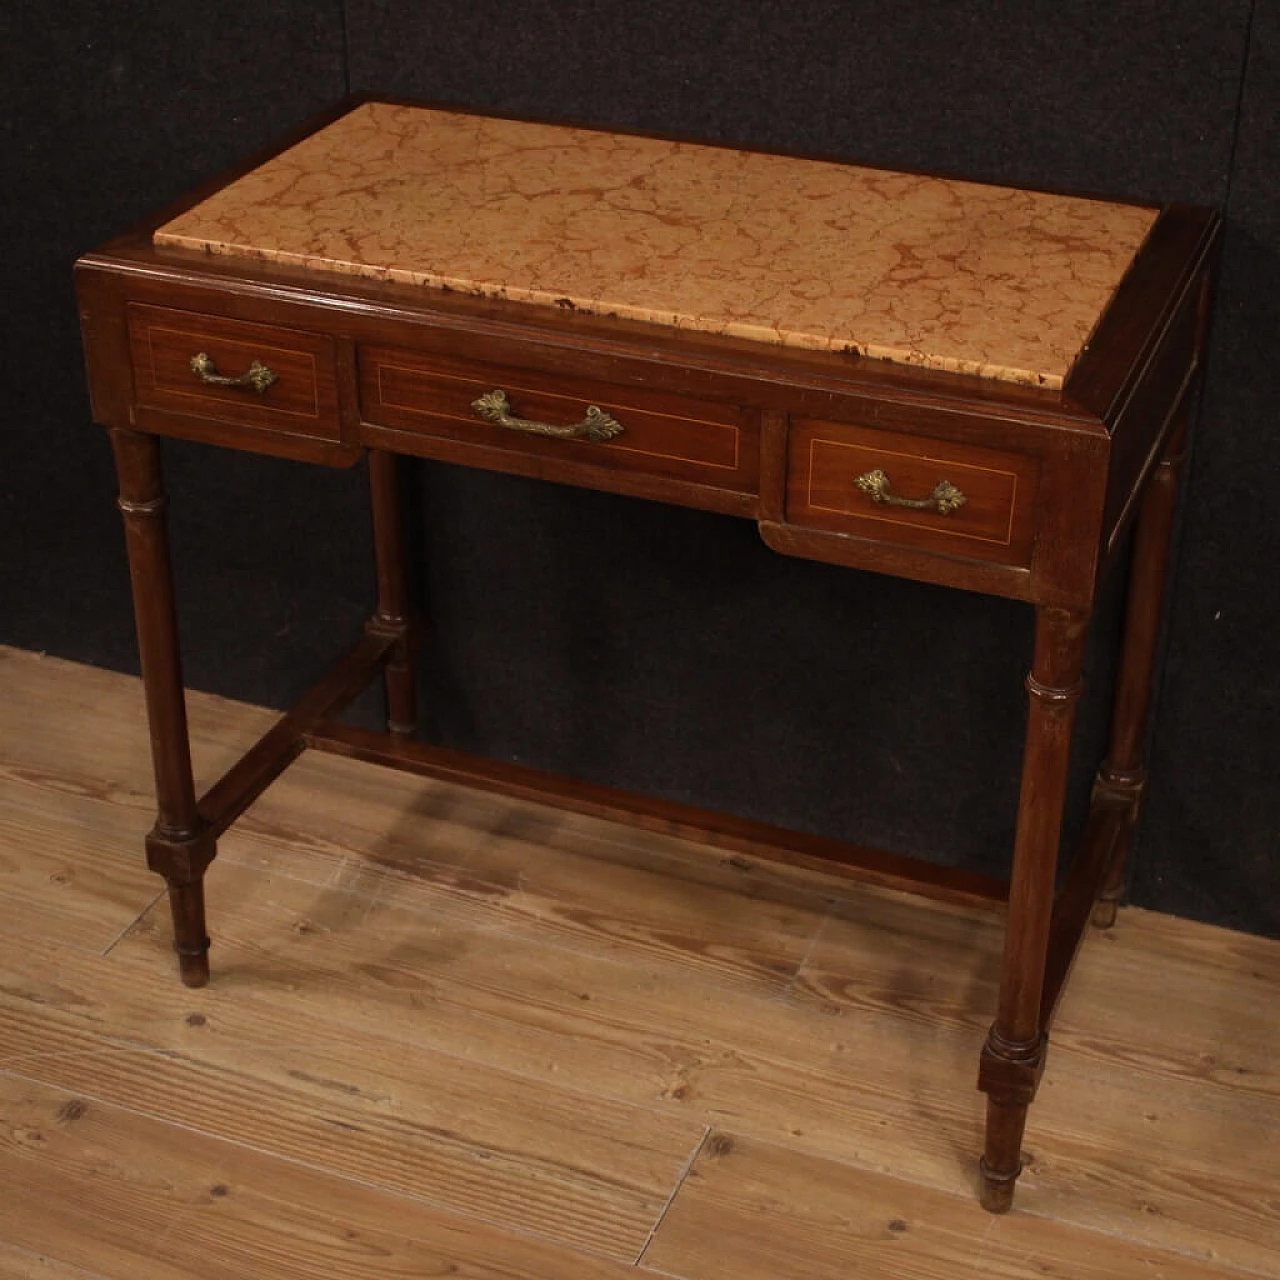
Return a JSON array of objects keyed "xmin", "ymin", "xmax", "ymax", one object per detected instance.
[{"xmin": 155, "ymin": 102, "xmax": 1157, "ymax": 388}]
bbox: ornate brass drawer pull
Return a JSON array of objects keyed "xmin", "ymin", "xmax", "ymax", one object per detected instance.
[
  {"xmin": 856, "ymin": 467, "xmax": 967, "ymax": 515},
  {"xmin": 189, "ymin": 352, "xmax": 278, "ymax": 394},
  {"xmin": 471, "ymin": 388, "xmax": 624, "ymax": 442}
]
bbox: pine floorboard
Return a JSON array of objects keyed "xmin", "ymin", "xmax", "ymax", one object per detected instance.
[
  {"xmin": 0, "ymin": 1244, "xmax": 109, "ymax": 1280},
  {"xmin": 0, "ymin": 644, "xmax": 1276, "ymax": 1278}
]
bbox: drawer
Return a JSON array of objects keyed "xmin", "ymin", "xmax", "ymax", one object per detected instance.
[
  {"xmin": 786, "ymin": 417, "xmax": 1041, "ymax": 567},
  {"xmin": 359, "ymin": 344, "xmax": 754, "ymax": 493},
  {"xmin": 127, "ymin": 304, "xmax": 341, "ymax": 441}
]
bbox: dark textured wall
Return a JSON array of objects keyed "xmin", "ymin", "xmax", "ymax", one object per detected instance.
[
  {"xmin": 347, "ymin": 1, "xmax": 1245, "ymax": 200},
  {"xmin": 1, "ymin": 2, "xmax": 370, "ymax": 701},
  {"xmin": 1135, "ymin": 3, "xmax": 1280, "ymax": 934},
  {"xmin": 3, "ymin": 2, "xmax": 1275, "ymax": 934}
]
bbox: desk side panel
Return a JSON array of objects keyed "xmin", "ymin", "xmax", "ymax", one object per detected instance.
[
  {"xmin": 1065, "ymin": 205, "xmax": 1219, "ymax": 423},
  {"xmin": 1099, "ymin": 268, "xmax": 1214, "ymax": 560},
  {"xmin": 75, "ymin": 260, "xmax": 137, "ymax": 434}
]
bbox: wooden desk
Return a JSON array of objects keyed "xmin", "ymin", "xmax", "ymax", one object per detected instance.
[{"xmin": 75, "ymin": 99, "xmax": 1219, "ymax": 1213}]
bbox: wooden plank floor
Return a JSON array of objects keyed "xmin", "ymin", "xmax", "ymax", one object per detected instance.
[{"xmin": 1, "ymin": 643, "xmax": 1276, "ymax": 1279}]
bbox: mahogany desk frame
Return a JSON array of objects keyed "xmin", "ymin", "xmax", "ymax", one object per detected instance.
[{"xmin": 75, "ymin": 101, "xmax": 1220, "ymax": 1213}]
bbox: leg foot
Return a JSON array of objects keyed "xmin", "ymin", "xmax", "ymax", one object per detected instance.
[
  {"xmin": 979, "ymin": 1158, "xmax": 1019, "ymax": 1214},
  {"xmin": 1091, "ymin": 896, "xmax": 1119, "ymax": 929},
  {"xmin": 383, "ymin": 651, "xmax": 418, "ymax": 737},
  {"xmin": 978, "ymin": 1035, "xmax": 1043, "ymax": 1214},
  {"xmin": 1087, "ymin": 774, "xmax": 1143, "ymax": 932},
  {"xmin": 177, "ymin": 948, "xmax": 210, "ymax": 988},
  {"xmin": 979, "ymin": 1093, "xmax": 1031, "ymax": 1212},
  {"xmin": 168, "ymin": 878, "xmax": 211, "ymax": 988}
]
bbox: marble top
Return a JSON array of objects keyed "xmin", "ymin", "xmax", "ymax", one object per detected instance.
[{"xmin": 155, "ymin": 102, "xmax": 1157, "ymax": 389}]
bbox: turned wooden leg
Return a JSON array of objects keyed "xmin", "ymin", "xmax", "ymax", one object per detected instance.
[
  {"xmin": 165, "ymin": 877, "xmax": 210, "ymax": 987},
  {"xmin": 1091, "ymin": 411, "xmax": 1191, "ymax": 928},
  {"xmin": 979, "ymin": 606, "xmax": 1090, "ymax": 1212},
  {"xmin": 367, "ymin": 450, "xmax": 418, "ymax": 736},
  {"xmin": 111, "ymin": 428, "xmax": 215, "ymax": 987}
]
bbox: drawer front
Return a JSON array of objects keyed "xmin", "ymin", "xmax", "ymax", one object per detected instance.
[
  {"xmin": 359, "ymin": 345, "xmax": 753, "ymax": 492},
  {"xmin": 787, "ymin": 417, "xmax": 1041, "ymax": 566},
  {"xmin": 128, "ymin": 304, "xmax": 341, "ymax": 440}
]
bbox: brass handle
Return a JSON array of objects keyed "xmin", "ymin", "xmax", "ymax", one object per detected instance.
[
  {"xmin": 190, "ymin": 352, "xmax": 278, "ymax": 395},
  {"xmin": 470, "ymin": 389, "xmax": 624, "ymax": 442},
  {"xmin": 855, "ymin": 468, "xmax": 966, "ymax": 515}
]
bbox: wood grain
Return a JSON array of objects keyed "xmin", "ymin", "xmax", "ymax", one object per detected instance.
[
  {"xmin": 104, "ymin": 856, "xmax": 1280, "ymax": 1271},
  {"xmin": 797, "ymin": 915, "xmax": 1280, "ymax": 1269},
  {"xmin": 0, "ymin": 1243, "xmax": 109, "ymax": 1279},
  {"xmin": 0, "ymin": 935, "xmax": 700, "ymax": 1259},
  {"xmin": 643, "ymin": 1130, "xmax": 1269, "ymax": 1280},
  {"xmin": 2, "ymin": 647, "xmax": 1277, "ymax": 1279},
  {"xmin": 0, "ymin": 779, "xmax": 158, "ymax": 954},
  {"xmin": 0, "ymin": 1077, "xmax": 646, "ymax": 1280},
  {"xmin": 0, "ymin": 653, "xmax": 163, "ymax": 949}
]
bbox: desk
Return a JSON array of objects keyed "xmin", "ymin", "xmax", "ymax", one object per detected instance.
[{"xmin": 75, "ymin": 99, "xmax": 1219, "ymax": 1212}]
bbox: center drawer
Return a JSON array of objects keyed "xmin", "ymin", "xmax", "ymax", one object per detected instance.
[{"xmin": 358, "ymin": 344, "xmax": 756, "ymax": 500}]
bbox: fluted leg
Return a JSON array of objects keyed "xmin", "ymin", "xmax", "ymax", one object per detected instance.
[
  {"xmin": 979, "ymin": 606, "xmax": 1090, "ymax": 1211},
  {"xmin": 367, "ymin": 450, "xmax": 419, "ymax": 735},
  {"xmin": 111, "ymin": 428, "xmax": 215, "ymax": 987},
  {"xmin": 1091, "ymin": 411, "xmax": 1191, "ymax": 927}
]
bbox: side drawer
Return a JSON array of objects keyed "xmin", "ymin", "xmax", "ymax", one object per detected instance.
[
  {"xmin": 359, "ymin": 344, "xmax": 754, "ymax": 494},
  {"xmin": 787, "ymin": 417, "xmax": 1041, "ymax": 567},
  {"xmin": 127, "ymin": 304, "xmax": 341, "ymax": 441}
]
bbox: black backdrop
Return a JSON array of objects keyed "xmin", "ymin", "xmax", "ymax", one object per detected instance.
[{"xmin": 3, "ymin": 2, "xmax": 1276, "ymax": 936}]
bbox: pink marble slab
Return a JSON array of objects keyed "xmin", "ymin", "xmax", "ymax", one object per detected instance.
[{"xmin": 155, "ymin": 102, "xmax": 1158, "ymax": 389}]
